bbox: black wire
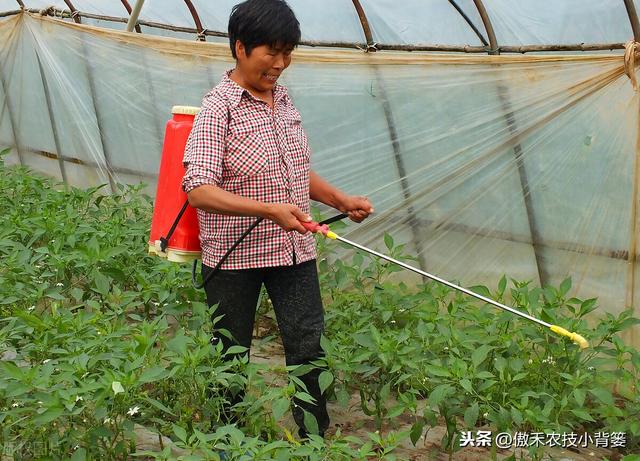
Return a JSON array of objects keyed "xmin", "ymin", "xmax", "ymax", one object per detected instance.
[
  {"xmin": 319, "ymin": 213, "xmax": 348, "ymax": 225},
  {"xmin": 160, "ymin": 199, "xmax": 189, "ymax": 252},
  {"xmin": 191, "ymin": 212, "xmax": 349, "ymax": 289}
]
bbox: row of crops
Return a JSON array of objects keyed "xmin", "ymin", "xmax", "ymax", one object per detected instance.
[{"xmin": 0, "ymin": 149, "xmax": 639, "ymax": 460}]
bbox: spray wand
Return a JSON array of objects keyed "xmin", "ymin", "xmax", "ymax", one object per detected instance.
[{"xmin": 302, "ymin": 220, "xmax": 589, "ymax": 349}]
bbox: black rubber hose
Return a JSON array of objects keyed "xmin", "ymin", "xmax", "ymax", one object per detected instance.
[{"xmin": 191, "ymin": 212, "xmax": 349, "ymax": 289}]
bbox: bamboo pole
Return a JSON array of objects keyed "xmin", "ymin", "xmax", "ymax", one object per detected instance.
[
  {"xmin": 126, "ymin": 0, "xmax": 144, "ymax": 33},
  {"xmin": 624, "ymin": 0, "xmax": 640, "ymax": 354},
  {"xmin": 120, "ymin": 0, "xmax": 141, "ymax": 33},
  {"xmin": 625, "ymin": 97, "xmax": 639, "ymax": 345}
]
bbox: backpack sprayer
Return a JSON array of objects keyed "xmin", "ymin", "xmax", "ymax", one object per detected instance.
[{"xmin": 148, "ymin": 105, "xmax": 588, "ymax": 349}]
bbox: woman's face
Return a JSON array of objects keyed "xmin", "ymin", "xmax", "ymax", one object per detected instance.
[{"xmin": 234, "ymin": 41, "xmax": 293, "ymax": 95}]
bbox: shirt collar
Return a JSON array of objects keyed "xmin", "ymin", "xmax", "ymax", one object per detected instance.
[{"xmin": 220, "ymin": 69, "xmax": 288, "ymax": 108}]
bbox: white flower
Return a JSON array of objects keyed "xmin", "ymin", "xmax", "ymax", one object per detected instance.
[
  {"xmin": 11, "ymin": 402, "xmax": 20, "ymax": 408},
  {"xmin": 528, "ymin": 359, "xmax": 533, "ymax": 364},
  {"xmin": 104, "ymin": 417, "xmax": 114, "ymax": 424},
  {"xmin": 73, "ymin": 445, "xmax": 79, "ymax": 450},
  {"xmin": 588, "ymin": 366, "xmax": 595, "ymax": 371},
  {"xmin": 444, "ymin": 346, "xmax": 449, "ymax": 351},
  {"xmin": 56, "ymin": 283, "xmax": 64, "ymax": 287},
  {"xmin": 75, "ymin": 396, "xmax": 83, "ymax": 402},
  {"xmin": 127, "ymin": 406, "xmax": 140, "ymax": 416},
  {"xmin": 483, "ymin": 412, "xmax": 489, "ymax": 418},
  {"xmin": 42, "ymin": 359, "xmax": 51, "ymax": 364},
  {"xmin": 28, "ymin": 306, "xmax": 35, "ymax": 311}
]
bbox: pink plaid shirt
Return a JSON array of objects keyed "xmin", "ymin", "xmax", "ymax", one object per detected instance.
[{"xmin": 182, "ymin": 71, "xmax": 316, "ymax": 269}]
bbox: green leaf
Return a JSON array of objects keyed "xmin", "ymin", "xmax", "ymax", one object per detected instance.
[
  {"xmin": 93, "ymin": 271, "xmax": 110, "ymax": 296},
  {"xmin": 33, "ymin": 407, "xmax": 64, "ymax": 425},
  {"xmin": 494, "ymin": 356, "xmax": 507, "ymax": 374},
  {"xmin": 70, "ymin": 448, "xmax": 87, "ymax": 461},
  {"xmin": 410, "ymin": 421, "xmax": 424, "ymax": 445},
  {"xmin": 294, "ymin": 392, "xmax": 316, "ymax": 405},
  {"xmin": 570, "ymin": 409, "xmax": 595, "ymax": 422},
  {"xmin": 336, "ymin": 388, "xmax": 350, "ymax": 407},
  {"xmin": 471, "ymin": 345, "xmax": 492, "ymax": 368},
  {"xmin": 589, "ymin": 388, "xmax": 614, "ymax": 406},
  {"xmin": 111, "ymin": 381, "xmax": 124, "ymax": 395},
  {"xmin": 498, "ymin": 275, "xmax": 507, "ymax": 295},
  {"xmin": 573, "ymin": 388, "xmax": 586, "ymax": 407},
  {"xmin": 143, "ymin": 396, "xmax": 176, "ymax": 416},
  {"xmin": 475, "ymin": 371, "xmax": 494, "ymax": 379},
  {"xmin": 425, "ymin": 364, "xmax": 450, "ymax": 377},
  {"xmin": 464, "ymin": 402, "xmax": 479, "ymax": 427},
  {"xmin": 318, "ymin": 370, "xmax": 333, "ymax": 395},
  {"xmin": 224, "ymin": 345, "xmax": 248, "ymax": 356},
  {"xmin": 172, "ymin": 424, "xmax": 188, "ymax": 443},
  {"xmin": 428, "ymin": 384, "xmax": 452, "ymax": 407},
  {"xmin": 1, "ymin": 362, "xmax": 25, "ymax": 380},
  {"xmin": 303, "ymin": 410, "xmax": 319, "ymax": 435},
  {"xmin": 579, "ymin": 298, "xmax": 598, "ymax": 317},
  {"xmin": 560, "ymin": 277, "xmax": 572, "ymax": 296},
  {"xmin": 272, "ymin": 397, "xmax": 289, "ymax": 421},
  {"xmin": 138, "ymin": 367, "xmax": 167, "ymax": 384},
  {"xmin": 384, "ymin": 233, "xmax": 394, "ymax": 250},
  {"xmin": 468, "ymin": 285, "xmax": 492, "ymax": 298},
  {"xmin": 459, "ymin": 378, "xmax": 473, "ymax": 393}
]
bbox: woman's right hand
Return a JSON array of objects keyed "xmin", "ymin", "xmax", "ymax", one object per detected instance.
[{"xmin": 265, "ymin": 203, "xmax": 311, "ymax": 234}]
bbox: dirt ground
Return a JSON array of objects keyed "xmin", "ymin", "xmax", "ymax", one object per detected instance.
[{"xmin": 250, "ymin": 337, "xmax": 622, "ymax": 461}]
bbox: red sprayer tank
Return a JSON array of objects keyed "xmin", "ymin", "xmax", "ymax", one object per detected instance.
[{"xmin": 148, "ymin": 105, "xmax": 201, "ymax": 262}]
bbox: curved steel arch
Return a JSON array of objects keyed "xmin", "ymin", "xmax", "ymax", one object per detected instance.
[
  {"xmin": 183, "ymin": 0, "xmax": 206, "ymax": 41},
  {"xmin": 62, "ymin": 0, "xmax": 80, "ymax": 24},
  {"xmin": 448, "ymin": 0, "xmax": 488, "ymax": 47},
  {"xmin": 348, "ymin": 0, "xmax": 429, "ymax": 274},
  {"xmin": 471, "ymin": 0, "xmax": 546, "ymax": 287}
]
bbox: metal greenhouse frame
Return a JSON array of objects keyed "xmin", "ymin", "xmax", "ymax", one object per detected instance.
[{"xmin": 0, "ymin": 0, "xmax": 639, "ymax": 346}]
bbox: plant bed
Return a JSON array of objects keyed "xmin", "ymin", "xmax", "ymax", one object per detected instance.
[{"xmin": 0, "ymin": 150, "xmax": 639, "ymax": 460}]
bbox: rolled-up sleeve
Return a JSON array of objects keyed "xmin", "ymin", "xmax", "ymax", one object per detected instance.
[{"xmin": 182, "ymin": 106, "xmax": 226, "ymax": 193}]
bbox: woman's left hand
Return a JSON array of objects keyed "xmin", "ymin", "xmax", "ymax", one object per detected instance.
[{"xmin": 339, "ymin": 195, "xmax": 374, "ymax": 223}]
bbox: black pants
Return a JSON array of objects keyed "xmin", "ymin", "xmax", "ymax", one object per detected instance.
[{"xmin": 202, "ymin": 259, "xmax": 329, "ymax": 436}]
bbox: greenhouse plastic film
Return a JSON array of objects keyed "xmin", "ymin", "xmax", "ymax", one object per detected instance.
[{"xmin": 0, "ymin": 12, "xmax": 637, "ymax": 348}]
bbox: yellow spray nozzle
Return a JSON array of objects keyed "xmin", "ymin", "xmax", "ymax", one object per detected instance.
[
  {"xmin": 550, "ymin": 325, "xmax": 589, "ymax": 349},
  {"xmin": 326, "ymin": 230, "xmax": 338, "ymax": 240}
]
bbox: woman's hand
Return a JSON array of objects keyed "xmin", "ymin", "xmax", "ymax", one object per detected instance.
[
  {"xmin": 338, "ymin": 195, "xmax": 374, "ymax": 223},
  {"xmin": 265, "ymin": 203, "xmax": 311, "ymax": 233}
]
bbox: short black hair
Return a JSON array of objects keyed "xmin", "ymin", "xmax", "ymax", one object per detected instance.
[{"xmin": 228, "ymin": 0, "xmax": 301, "ymax": 59}]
